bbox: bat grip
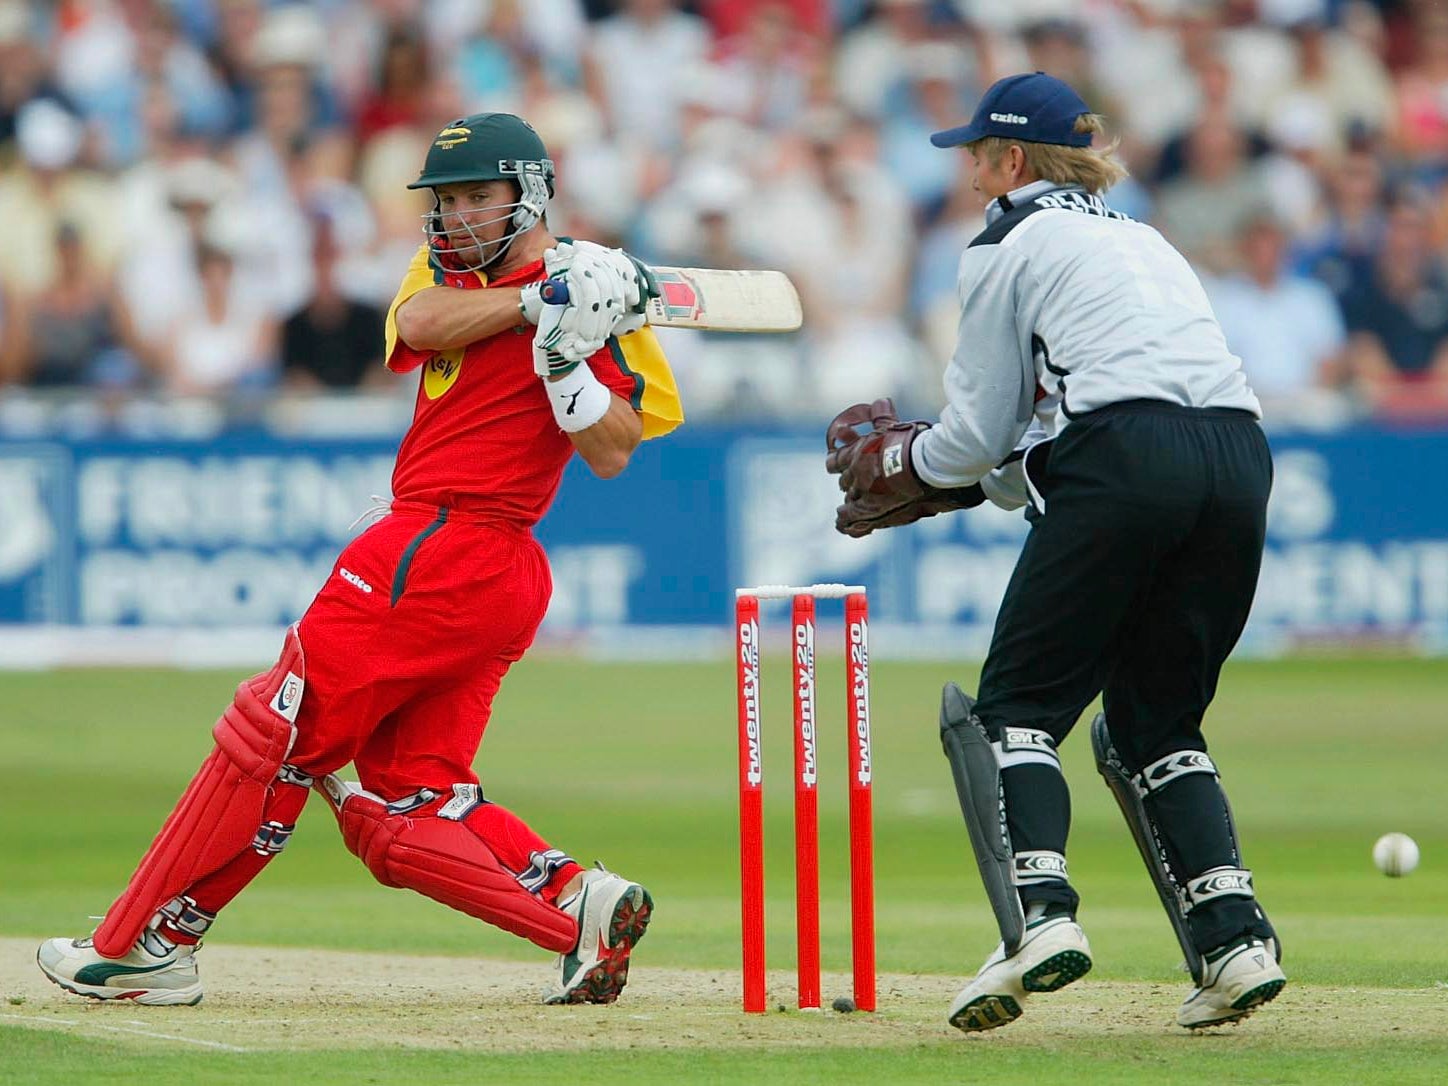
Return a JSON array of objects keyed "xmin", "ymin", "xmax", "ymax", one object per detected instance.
[{"xmin": 539, "ymin": 278, "xmax": 570, "ymax": 306}]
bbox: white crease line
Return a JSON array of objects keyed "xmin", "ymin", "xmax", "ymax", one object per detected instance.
[{"xmin": 1, "ymin": 1013, "xmax": 249, "ymax": 1052}]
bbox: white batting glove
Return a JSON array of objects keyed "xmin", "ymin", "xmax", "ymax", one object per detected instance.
[
  {"xmin": 557, "ymin": 256, "xmax": 626, "ymax": 360},
  {"xmin": 519, "ymin": 282, "xmax": 545, "ymax": 325},
  {"xmin": 550, "ymin": 240, "xmax": 659, "ymax": 309},
  {"xmin": 614, "ymin": 311, "xmax": 648, "ymax": 337},
  {"xmin": 544, "ymin": 240, "xmax": 658, "ymax": 350},
  {"xmin": 532, "ymin": 303, "xmax": 576, "ymax": 377},
  {"xmin": 529, "ymin": 273, "xmax": 615, "ymax": 372},
  {"xmin": 543, "ymin": 239, "xmax": 578, "ymax": 279}
]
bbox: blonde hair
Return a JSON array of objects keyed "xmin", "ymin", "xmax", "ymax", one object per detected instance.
[{"xmin": 970, "ymin": 114, "xmax": 1129, "ymax": 195}]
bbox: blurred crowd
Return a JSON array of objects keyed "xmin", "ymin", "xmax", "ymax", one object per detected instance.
[{"xmin": 2, "ymin": 0, "xmax": 1448, "ymax": 427}]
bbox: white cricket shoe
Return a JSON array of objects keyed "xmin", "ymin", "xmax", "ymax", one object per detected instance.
[
  {"xmin": 37, "ymin": 934, "xmax": 202, "ymax": 1006},
  {"xmin": 545, "ymin": 865, "xmax": 653, "ymax": 1005},
  {"xmin": 948, "ymin": 914, "xmax": 1093, "ymax": 1033},
  {"xmin": 1177, "ymin": 937, "xmax": 1285, "ymax": 1029}
]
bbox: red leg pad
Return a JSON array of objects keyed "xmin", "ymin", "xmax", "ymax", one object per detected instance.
[
  {"xmin": 317, "ymin": 777, "xmax": 578, "ymax": 954},
  {"xmin": 93, "ymin": 628, "xmax": 306, "ymax": 958}
]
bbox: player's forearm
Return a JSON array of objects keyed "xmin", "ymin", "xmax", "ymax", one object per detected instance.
[
  {"xmin": 394, "ymin": 286, "xmax": 525, "ymax": 351},
  {"xmin": 565, "ymin": 393, "xmax": 642, "ymax": 479}
]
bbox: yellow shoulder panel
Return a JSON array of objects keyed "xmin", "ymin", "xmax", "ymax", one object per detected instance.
[
  {"xmin": 611, "ymin": 328, "xmax": 684, "ymax": 440},
  {"xmin": 383, "ymin": 245, "xmax": 442, "ymax": 367}
]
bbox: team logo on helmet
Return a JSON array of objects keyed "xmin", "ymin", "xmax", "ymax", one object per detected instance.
[{"xmin": 434, "ymin": 125, "xmax": 472, "ymax": 149}]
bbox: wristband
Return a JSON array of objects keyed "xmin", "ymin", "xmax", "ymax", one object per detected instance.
[{"xmin": 546, "ymin": 364, "xmax": 611, "ymax": 433}]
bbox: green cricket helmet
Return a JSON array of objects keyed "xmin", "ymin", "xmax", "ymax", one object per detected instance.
[{"xmin": 410, "ymin": 112, "xmax": 555, "ymax": 272}]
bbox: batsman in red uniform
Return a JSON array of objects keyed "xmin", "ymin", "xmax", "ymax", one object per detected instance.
[{"xmin": 38, "ymin": 113, "xmax": 684, "ymax": 1007}]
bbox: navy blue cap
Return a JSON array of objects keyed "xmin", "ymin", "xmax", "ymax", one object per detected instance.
[{"xmin": 930, "ymin": 72, "xmax": 1092, "ymax": 149}]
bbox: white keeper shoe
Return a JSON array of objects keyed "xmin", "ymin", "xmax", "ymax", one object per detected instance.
[
  {"xmin": 1177, "ymin": 936, "xmax": 1286, "ymax": 1029},
  {"xmin": 948, "ymin": 914, "xmax": 1093, "ymax": 1033},
  {"xmin": 545, "ymin": 864, "xmax": 653, "ymax": 1005},
  {"xmin": 37, "ymin": 933, "xmax": 203, "ymax": 1006}
]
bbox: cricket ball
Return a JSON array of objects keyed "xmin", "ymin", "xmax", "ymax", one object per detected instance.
[{"xmin": 1373, "ymin": 832, "xmax": 1419, "ymax": 877}]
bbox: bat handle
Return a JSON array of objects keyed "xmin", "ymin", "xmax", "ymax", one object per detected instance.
[{"xmin": 539, "ymin": 278, "xmax": 570, "ymax": 306}]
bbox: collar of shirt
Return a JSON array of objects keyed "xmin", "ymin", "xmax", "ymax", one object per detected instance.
[
  {"xmin": 985, "ymin": 179, "xmax": 1084, "ymax": 224},
  {"xmin": 486, "ymin": 257, "xmax": 546, "ymax": 288},
  {"xmin": 437, "ymin": 255, "xmax": 545, "ymax": 292}
]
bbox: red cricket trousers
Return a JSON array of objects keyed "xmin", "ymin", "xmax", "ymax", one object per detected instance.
[
  {"xmin": 291, "ymin": 502, "xmax": 550, "ymax": 796},
  {"xmin": 170, "ymin": 502, "xmax": 585, "ymax": 939}
]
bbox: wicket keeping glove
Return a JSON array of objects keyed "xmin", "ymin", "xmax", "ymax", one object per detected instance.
[{"xmin": 825, "ymin": 399, "xmax": 986, "ymax": 537}]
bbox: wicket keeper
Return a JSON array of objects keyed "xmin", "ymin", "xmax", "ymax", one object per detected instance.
[{"xmin": 826, "ymin": 73, "xmax": 1285, "ymax": 1032}]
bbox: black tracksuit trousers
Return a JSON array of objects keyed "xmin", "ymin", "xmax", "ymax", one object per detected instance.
[{"xmin": 973, "ymin": 399, "xmax": 1275, "ymax": 953}]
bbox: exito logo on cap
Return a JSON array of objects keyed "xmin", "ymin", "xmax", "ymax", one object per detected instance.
[{"xmin": 930, "ymin": 72, "xmax": 1094, "ymax": 149}]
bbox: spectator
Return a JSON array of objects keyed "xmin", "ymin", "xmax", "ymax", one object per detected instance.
[
  {"xmin": 643, "ymin": 160, "xmax": 753, "ymax": 269},
  {"xmin": 1256, "ymin": 95, "xmax": 1333, "ymax": 239},
  {"xmin": 913, "ymin": 167, "xmax": 985, "ymax": 371},
  {"xmin": 230, "ymin": 4, "xmax": 340, "ymax": 205},
  {"xmin": 1021, "ymin": 18, "xmax": 1101, "ymax": 107},
  {"xmin": 1150, "ymin": 55, "xmax": 1270, "ymax": 187},
  {"xmin": 834, "ymin": 0, "xmax": 943, "ymax": 122},
  {"xmin": 1390, "ymin": 5, "xmax": 1448, "ymax": 170},
  {"xmin": 165, "ymin": 239, "xmax": 278, "ymax": 395},
  {"xmin": 1094, "ymin": 6, "xmax": 1233, "ymax": 152},
  {"xmin": 49, "ymin": 0, "xmax": 231, "ymax": 162},
  {"xmin": 454, "ymin": 0, "xmax": 526, "ymax": 112},
  {"xmin": 1294, "ymin": 147, "xmax": 1385, "ymax": 296},
  {"xmin": 797, "ymin": 146, "xmax": 918, "ymax": 412},
  {"xmin": 0, "ymin": 1, "xmax": 67, "ymax": 149},
  {"xmin": 1339, "ymin": 192, "xmax": 1448, "ymax": 399},
  {"xmin": 710, "ymin": 2, "xmax": 820, "ymax": 132},
  {"xmin": 585, "ymin": 0, "xmax": 710, "ymax": 152},
  {"xmin": 701, "ymin": 0, "xmax": 829, "ymax": 41},
  {"xmin": 117, "ymin": 156, "xmax": 237, "ymax": 358},
  {"xmin": 1257, "ymin": 15, "xmax": 1394, "ymax": 150},
  {"xmin": 514, "ymin": 42, "xmax": 607, "ymax": 162},
  {"xmin": 114, "ymin": 80, "xmax": 211, "ymax": 246},
  {"xmin": 1205, "ymin": 211, "xmax": 1346, "ymax": 407},
  {"xmin": 1155, "ymin": 118, "xmax": 1267, "ymax": 274},
  {"xmin": 210, "ymin": 0, "xmax": 266, "ymax": 128},
  {"xmin": 280, "ymin": 216, "xmax": 385, "ymax": 391},
  {"xmin": 326, "ymin": 0, "xmax": 428, "ymax": 122},
  {"xmin": 879, "ymin": 41, "xmax": 975, "ymax": 218},
  {"xmin": 7, "ymin": 222, "xmax": 144, "ymax": 389},
  {"xmin": 353, "ymin": 26, "xmax": 430, "ymax": 147},
  {"xmin": 0, "ymin": 99, "xmax": 122, "ymax": 298}
]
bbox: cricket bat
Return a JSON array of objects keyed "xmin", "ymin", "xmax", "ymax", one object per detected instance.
[{"xmin": 539, "ymin": 267, "xmax": 802, "ymax": 333}]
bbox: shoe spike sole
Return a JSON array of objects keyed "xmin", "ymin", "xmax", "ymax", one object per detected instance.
[
  {"xmin": 1022, "ymin": 949, "xmax": 1093, "ymax": 993},
  {"xmin": 557, "ymin": 887, "xmax": 654, "ymax": 1006},
  {"xmin": 949, "ymin": 994, "xmax": 1024, "ymax": 1033}
]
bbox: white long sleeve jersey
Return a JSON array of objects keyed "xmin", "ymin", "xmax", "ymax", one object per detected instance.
[{"xmin": 912, "ymin": 179, "xmax": 1261, "ymax": 508}]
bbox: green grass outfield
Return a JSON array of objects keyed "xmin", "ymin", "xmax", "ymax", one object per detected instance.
[{"xmin": 1, "ymin": 655, "xmax": 1445, "ymax": 1082}]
